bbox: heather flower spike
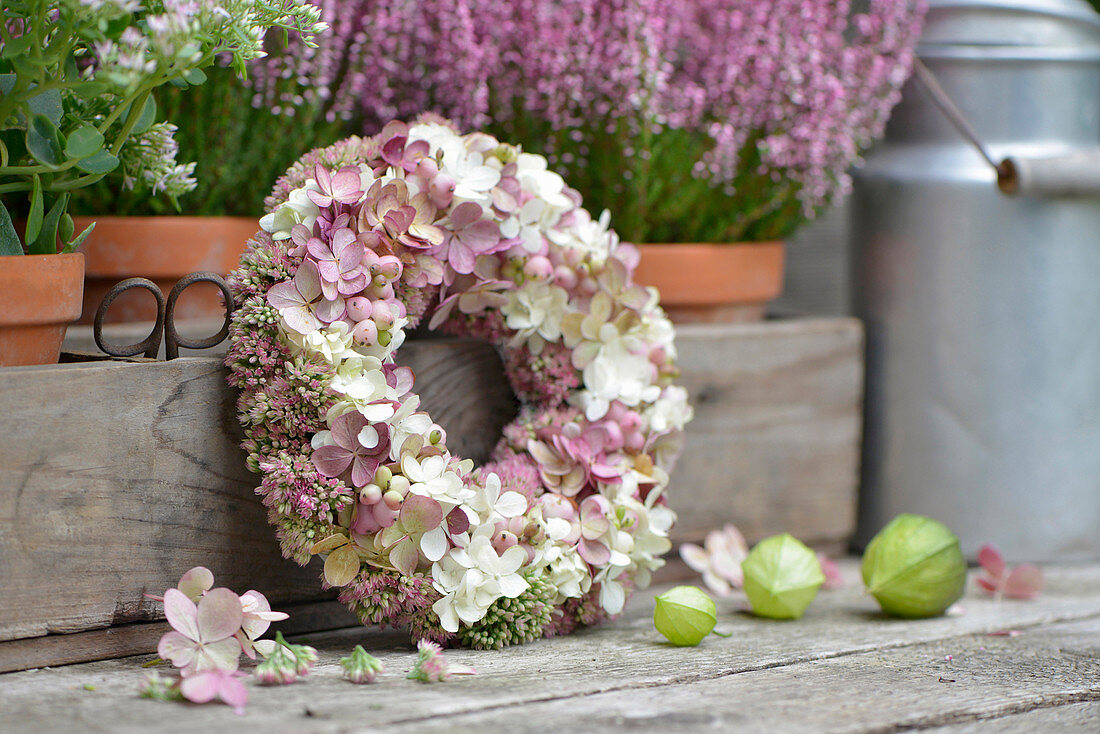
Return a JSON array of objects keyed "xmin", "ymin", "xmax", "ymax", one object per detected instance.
[
  {"xmin": 407, "ymin": 640, "xmax": 476, "ymax": 682},
  {"xmin": 653, "ymin": 585, "xmax": 722, "ymax": 646},
  {"xmin": 340, "ymin": 645, "xmax": 385, "ymax": 684},
  {"xmin": 742, "ymin": 534, "xmax": 825, "ymax": 620},
  {"xmin": 977, "ymin": 544, "xmax": 1044, "ymax": 600}
]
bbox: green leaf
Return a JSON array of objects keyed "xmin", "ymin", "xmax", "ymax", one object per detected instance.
[
  {"xmin": 62, "ymin": 221, "xmax": 96, "ymax": 254},
  {"xmin": 0, "ymin": 201, "xmax": 24, "ymax": 256},
  {"xmin": 28, "ymin": 193, "xmax": 69, "ymax": 255},
  {"xmin": 0, "ymin": 34, "xmax": 33, "ymax": 60},
  {"xmin": 27, "ymin": 88, "xmax": 64, "ymax": 126},
  {"xmin": 26, "ymin": 114, "xmax": 63, "ymax": 166},
  {"xmin": 65, "ymin": 125, "xmax": 105, "ymax": 159},
  {"xmin": 59, "ymin": 213, "xmax": 74, "ymax": 243},
  {"xmin": 182, "ymin": 68, "xmax": 207, "ymax": 86},
  {"xmin": 653, "ymin": 585, "xmax": 718, "ymax": 646},
  {"xmin": 741, "ymin": 534, "xmax": 824, "ymax": 620},
  {"xmin": 167, "ymin": 76, "xmax": 189, "ymax": 89},
  {"xmin": 75, "ymin": 149, "xmax": 120, "ymax": 174},
  {"xmin": 131, "ymin": 94, "xmax": 156, "ymax": 134},
  {"xmin": 72, "ymin": 81, "xmax": 109, "ymax": 100},
  {"xmin": 0, "ymin": 73, "xmax": 15, "ymax": 96},
  {"xmin": 26, "ymin": 174, "xmax": 43, "ymax": 244}
]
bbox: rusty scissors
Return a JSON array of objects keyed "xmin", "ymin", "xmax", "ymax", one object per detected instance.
[{"xmin": 93, "ymin": 272, "xmax": 235, "ymax": 360}]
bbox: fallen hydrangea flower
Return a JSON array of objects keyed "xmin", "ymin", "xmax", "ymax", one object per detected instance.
[
  {"xmin": 976, "ymin": 544, "xmax": 1044, "ymax": 600},
  {"xmin": 407, "ymin": 640, "xmax": 476, "ymax": 682},
  {"xmin": 679, "ymin": 524, "xmax": 749, "ymax": 596},
  {"xmin": 340, "ymin": 645, "xmax": 385, "ymax": 683},
  {"xmin": 817, "ymin": 552, "xmax": 845, "ymax": 590},
  {"xmin": 179, "ymin": 670, "xmax": 249, "ymax": 715}
]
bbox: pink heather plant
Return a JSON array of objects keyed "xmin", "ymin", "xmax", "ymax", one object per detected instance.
[{"xmin": 253, "ymin": 0, "xmax": 924, "ymax": 243}]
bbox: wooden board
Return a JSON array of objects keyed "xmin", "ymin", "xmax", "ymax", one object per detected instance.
[
  {"xmin": 1, "ymin": 562, "xmax": 1099, "ymax": 733},
  {"xmin": 4, "ymin": 317, "xmax": 863, "ymax": 666},
  {"xmin": 668, "ymin": 318, "xmax": 864, "ymax": 548},
  {"xmin": 0, "ymin": 339, "xmax": 516, "ymax": 644}
]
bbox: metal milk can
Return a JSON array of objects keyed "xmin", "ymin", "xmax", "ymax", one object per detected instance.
[{"xmin": 852, "ymin": 0, "xmax": 1100, "ymax": 561}]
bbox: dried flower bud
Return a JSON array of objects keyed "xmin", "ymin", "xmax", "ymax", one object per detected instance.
[
  {"xmin": 407, "ymin": 639, "xmax": 476, "ymax": 682},
  {"xmin": 741, "ymin": 533, "xmax": 824, "ymax": 620},
  {"xmin": 653, "ymin": 585, "xmax": 717, "ymax": 646},
  {"xmin": 862, "ymin": 514, "xmax": 966, "ymax": 618},
  {"xmin": 340, "ymin": 645, "xmax": 385, "ymax": 684}
]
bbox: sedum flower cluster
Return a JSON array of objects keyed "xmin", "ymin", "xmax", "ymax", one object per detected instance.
[
  {"xmin": 226, "ymin": 118, "xmax": 692, "ymax": 648},
  {"xmin": 242, "ymin": 0, "xmax": 925, "ymax": 243}
]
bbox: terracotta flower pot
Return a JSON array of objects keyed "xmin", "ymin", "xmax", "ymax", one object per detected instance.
[
  {"xmin": 0, "ymin": 253, "xmax": 85, "ymax": 367},
  {"xmin": 72, "ymin": 216, "xmax": 260, "ymax": 324},
  {"xmin": 633, "ymin": 242, "xmax": 786, "ymax": 323}
]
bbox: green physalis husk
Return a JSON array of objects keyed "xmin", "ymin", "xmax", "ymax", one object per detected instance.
[
  {"xmin": 862, "ymin": 513, "xmax": 967, "ymax": 618},
  {"xmin": 654, "ymin": 585, "xmax": 718, "ymax": 646},
  {"xmin": 741, "ymin": 533, "xmax": 825, "ymax": 620}
]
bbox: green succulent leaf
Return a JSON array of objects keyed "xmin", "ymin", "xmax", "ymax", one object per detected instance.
[
  {"xmin": 861, "ymin": 514, "xmax": 966, "ymax": 619},
  {"xmin": 0, "ymin": 202, "xmax": 24, "ymax": 256},
  {"xmin": 0, "ymin": 34, "xmax": 33, "ymax": 61},
  {"xmin": 65, "ymin": 126, "xmax": 105, "ymax": 160},
  {"xmin": 72, "ymin": 81, "xmax": 110, "ymax": 100},
  {"xmin": 0, "ymin": 73, "xmax": 15, "ymax": 96},
  {"xmin": 182, "ymin": 68, "xmax": 207, "ymax": 86},
  {"xmin": 741, "ymin": 533, "xmax": 824, "ymax": 620},
  {"xmin": 28, "ymin": 193, "xmax": 69, "ymax": 255},
  {"xmin": 59, "ymin": 213, "xmax": 75, "ymax": 244},
  {"xmin": 26, "ymin": 114, "xmax": 64, "ymax": 167},
  {"xmin": 75, "ymin": 149, "xmax": 120, "ymax": 174},
  {"xmin": 653, "ymin": 585, "xmax": 718, "ymax": 646},
  {"xmin": 132, "ymin": 95, "xmax": 157, "ymax": 134},
  {"xmin": 27, "ymin": 88, "xmax": 64, "ymax": 126},
  {"xmin": 63, "ymin": 221, "xmax": 96, "ymax": 253},
  {"xmin": 26, "ymin": 174, "xmax": 44, "ymax": 245}
]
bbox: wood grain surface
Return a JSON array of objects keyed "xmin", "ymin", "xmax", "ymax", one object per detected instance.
[
  {"xmin": 1, "ymin": 562, "xmax": 1098, "ymax": 733},
  {"xmin": 0, "ymin": 339, "xmax": 515, "ymax": 644},
  {"xmin": 668, "ymin": 318, "xmax": 864, "ymax": 547}
]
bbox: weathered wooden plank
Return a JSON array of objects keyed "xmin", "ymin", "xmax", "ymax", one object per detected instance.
[
  {"xmin": 0, "ymin": 339, "xmax": 515, "ymax": 644},
  {"xmin": 1, "ymin": 563, "xmax": 1099, "ymax": 733},
  {"xmin": 390, "ymin": 618, "xmax": 1100, "ymax": 734},
  {"xmin": 68, "ymin": 317, "xmax": 865, "ymax": 549},
  {"xmin": 0, "ymin": 601, "xmax": 357, "ymax": 675},
  {"xmin": 669, "ymin": 318, "xmax": 864, "ymax": 546},
  {"xmin": 927, "ymin": 701, "xmax": 1100, "ymax": 732}
]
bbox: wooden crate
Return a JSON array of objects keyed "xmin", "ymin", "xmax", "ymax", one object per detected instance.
[
  {"xmin": 0, "ymin": 318, "xmax": 862, "ymax": 671},
  {"xmin": 667, "ymin": 319, "xmax": 864, "ymax": 551}
]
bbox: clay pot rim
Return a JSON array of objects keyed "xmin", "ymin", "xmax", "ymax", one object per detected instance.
[{"xmin": 633, "ymin": 240, "xmax": 786, "ymax": 307}]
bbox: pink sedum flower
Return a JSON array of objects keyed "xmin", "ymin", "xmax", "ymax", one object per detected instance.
[
  {"xmin": 407, "ymin": 639, "xmax": 475, "ymax": 682},
  {"xmin": 157, "ymin": 588, "xmax": 245, "ymax": 676}
]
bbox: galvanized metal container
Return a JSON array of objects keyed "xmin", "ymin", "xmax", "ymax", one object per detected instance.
[{"xmin": 852, "ymin": 0, "xmax": 1100, "ymax": 561}]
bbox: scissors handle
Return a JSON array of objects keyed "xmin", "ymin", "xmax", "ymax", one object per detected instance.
[
  {"xmin": 92, "ymin": 272, "xmax": 235, "ymax": 360},
  {"xmin": 164, "ymin": 272, "xmax": 235, "ymax": 360},
  {"xmin": 93, "ymin": 278, "xmax": 165, "ymax": 359}
]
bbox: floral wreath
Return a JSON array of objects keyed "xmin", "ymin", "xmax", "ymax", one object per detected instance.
[{"xmin": 225, "ymin": 117, "xmax": 692, "ymax": 648}]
